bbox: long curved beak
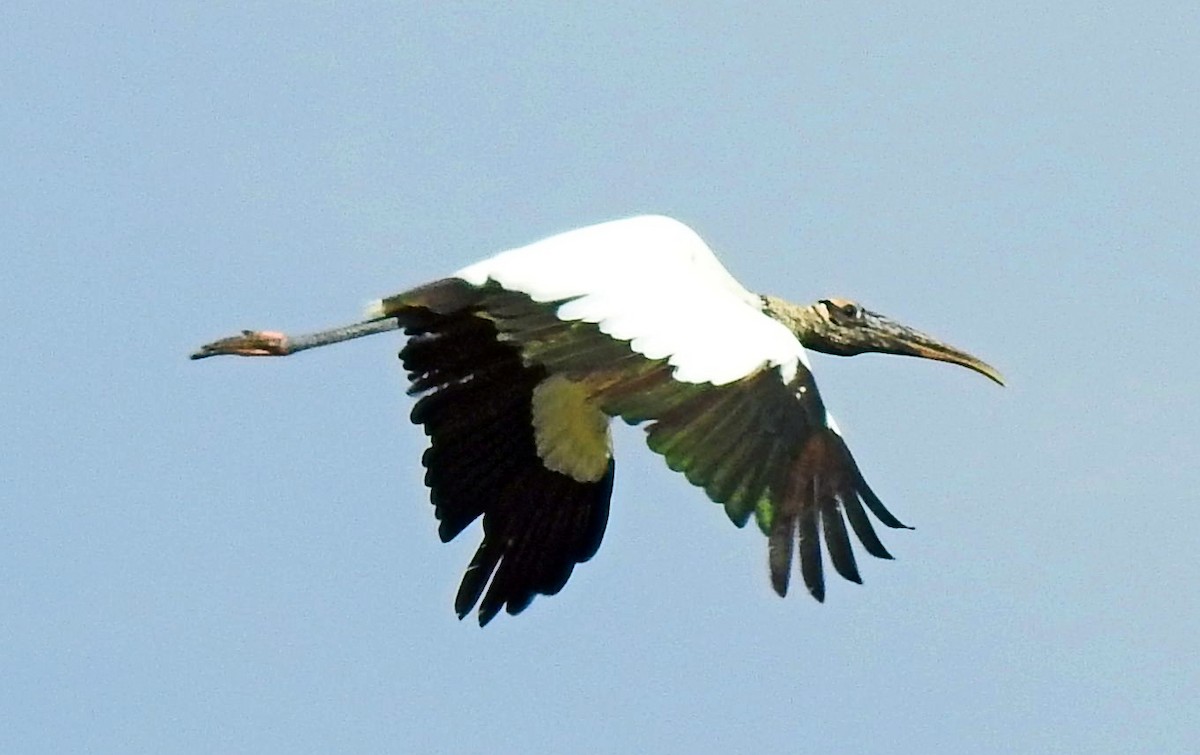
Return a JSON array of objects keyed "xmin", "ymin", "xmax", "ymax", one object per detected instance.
[{"xmin": 872, "ymin": 317, "xmax": 1005, "ymax": 386}]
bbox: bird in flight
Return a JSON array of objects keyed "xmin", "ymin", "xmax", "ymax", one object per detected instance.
[{"xmin": 193, "ymin": 215, "xmax": 1002, "ymax": 625}]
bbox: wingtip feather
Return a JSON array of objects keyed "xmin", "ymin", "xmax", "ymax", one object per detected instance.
[
  {"xmin": 806, "ymin": 581, "xmax": 827, "ymax": 603},
  {"xmin": 768, "ymin": 513, "xmax": 795, "ymax": 598},
  {"xmin": 770, "ymin": 569, "xmax": 789, "ymax": 598}
]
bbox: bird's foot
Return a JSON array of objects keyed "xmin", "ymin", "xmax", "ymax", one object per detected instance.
[{"xmin": 190, "ymin": 330, "xmax": 290, "ymax": 359}]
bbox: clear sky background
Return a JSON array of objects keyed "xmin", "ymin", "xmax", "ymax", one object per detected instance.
[{"xmin": 3, "ymin": 3, "xmax": 1198, "ymax": 753}]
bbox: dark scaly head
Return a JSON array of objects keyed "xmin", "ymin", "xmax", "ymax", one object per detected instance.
[{"xmin": 762, "ymin": 295, "xmax": 1004, "ymax": 385}]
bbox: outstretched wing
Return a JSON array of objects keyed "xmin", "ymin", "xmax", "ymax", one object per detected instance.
[
  {"xmin": 590, "ymin": 361, "xmax": 908, "ymax": 600},
  {"xmin": 396, "ymin": 303, "xmax": 613, "ymax": 625},
  {"xmin": 382, "ymin": 215, "xmax": 909, "ymax": 601},
  {"xmin": 462, "ymin": 290, "xmax": 909, "ymax": 601}
]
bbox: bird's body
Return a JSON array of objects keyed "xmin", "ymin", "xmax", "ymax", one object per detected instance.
[
  {"xmin": 194, "ymin": 215, "xmax": 1001, "ymax": 625},
  {"xmin": 448, "ymin": 215, "xmax": 806, "ymax": 385}
]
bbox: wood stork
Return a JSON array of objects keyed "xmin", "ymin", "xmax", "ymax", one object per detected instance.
[{"xmin": 193, "ymin": 215, "xmax": 1002, "ymax": 625}]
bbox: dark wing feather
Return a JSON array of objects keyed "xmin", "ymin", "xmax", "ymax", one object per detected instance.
[
  {"xmin": 457, "ymin": 283, "xmax": 910, "ymax": 602},
  {"xmin": 822, "ymin": 501, "xmax": 862, "ymax": 585},
  {"xmin": 394, "ymin": 283, "xmax": 614, "ymax": 625},
  {"xmin": 796, "ymin": 502, "xmax": 824, "ymax": 602}
]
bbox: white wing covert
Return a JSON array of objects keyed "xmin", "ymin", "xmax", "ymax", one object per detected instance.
[{"xmin": 456, "ymin": 215, "xmax": 809, "ymax": 385}]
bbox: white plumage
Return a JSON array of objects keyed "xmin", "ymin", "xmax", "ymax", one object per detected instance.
[{"xmin": 456, "ymin": 215, "xmax": 809, "ymax": 385}]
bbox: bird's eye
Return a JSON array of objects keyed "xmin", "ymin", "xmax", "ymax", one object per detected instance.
[{"xmin": 821, "ymin": 300, "xmax": 862, "ymax": 323}]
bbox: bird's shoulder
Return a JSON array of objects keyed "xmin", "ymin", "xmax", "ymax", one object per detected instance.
[{"xmin": 454, "ymin": 215, "xmax": 756, "ymax": 305}]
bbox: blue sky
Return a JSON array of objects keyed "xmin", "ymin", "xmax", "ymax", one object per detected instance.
[{"xmin": 3, "ymin": 3, "xmax": 1197, "ymax": 753}]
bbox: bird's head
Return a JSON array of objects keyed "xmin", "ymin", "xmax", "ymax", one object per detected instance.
[{"xmin": 766, "ymin": 296, "xmax": 1004, "ymax": 385}]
